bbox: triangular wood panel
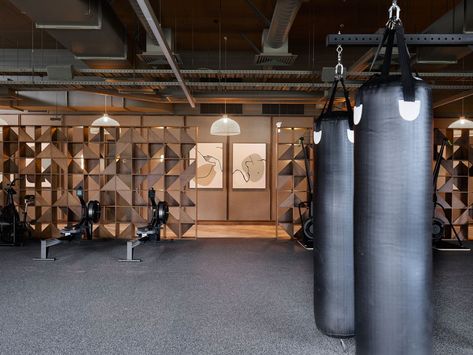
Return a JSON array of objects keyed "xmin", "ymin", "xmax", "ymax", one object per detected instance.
[{"xmin": 3, "ymin": 125, "xmax": 197, "ymax": 239}]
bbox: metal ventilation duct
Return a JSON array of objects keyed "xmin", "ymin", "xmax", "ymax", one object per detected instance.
[
  {"xmin": 8, "ymin": 0, "xmax": 127, "ymax": 60},
  {"xmin": 255, "ymin": 0, "xmax": 306, "ymax": 66},
  {"xmin": 137, "ymin": 30, "xmax": 183, "ymax": 66},
  {"xmin": 265, "ymin": 0, "xmax": 305, "ymax": 49}
]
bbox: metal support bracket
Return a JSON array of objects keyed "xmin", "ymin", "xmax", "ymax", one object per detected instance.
[
  {"xmin": 34, "ymin": 239, "xmax": 62, "ymax": 261},
  {"xmin": 326, "ymin": 34, "xmax": 473, "ymax": 46},
  {"xmin": 119, "ymin": 239, "xmax": 144, "ymax": 262}
]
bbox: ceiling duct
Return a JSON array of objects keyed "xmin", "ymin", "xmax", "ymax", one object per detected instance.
[
  {"xmin": 137, "ymin": 30, "xmax": 182, "ymax": 66},
  {"xmin": 8, "ymin": 0, "xmax": 127, "ymax": 60},
  {"xmin": 255, "ymin": 0, "xmax": 306, "ymax": 66},
  {"xmin": 416, "ymin": 0, "xmax": 473, "ymax": 65}
]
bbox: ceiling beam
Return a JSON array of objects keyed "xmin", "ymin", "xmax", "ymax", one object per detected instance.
[
  {"xmin": 348, "ymin": 48, "xmax": 376, "ymax": 73},
  {"xmin": 243, "ymin": 0, "xmax": 271, "ymax": 27},
  {"xmin": 3, "ymin": 80, "xmax": 473, "ymax": 91},
  {"xmin": 434, "ymin": 89, "xmax": 473, "ymax": 108},
  {"xmin": 131, "ymin": 0, "xmax": 196, "ymax": 108}
]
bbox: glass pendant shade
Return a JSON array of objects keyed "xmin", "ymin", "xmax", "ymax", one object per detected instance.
[
  {"xmin": 210, "ymin": 114, "xmax": 241, "ymax": 136},
  {"xmin": 448, "ymin": 117, "xmax": 473, "ymax": 129},
  {"xmin": 0, "ymin": 118, "xmax": 8, "ymax": 125}
]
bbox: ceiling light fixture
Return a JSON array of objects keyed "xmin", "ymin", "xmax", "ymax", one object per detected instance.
[
  {"xmin": 448, "ymin": 116, "xmax": 473, "ymax": 129},
  {"xmin": 92, "ymin": 95, "xmax": 120, "ymax": 128},
  {"xmin": 210, "ymin": 12, "xmax": 240, "ymax": 136},
  {"xmin": 211, "ymin": 114, "xmax": 241, "ymax": 136},
  {"xmin": 448, "ymin": 96, "xmax": 473, "ymax": 129},
  {"xmin": 0, "ymin": 118, "xmax": 8, "ymax": 125}
]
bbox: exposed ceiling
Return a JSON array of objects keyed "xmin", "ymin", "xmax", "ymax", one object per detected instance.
[{"xmin": 0, "ymin": 0, "xmax": 472, "ymax": 118}]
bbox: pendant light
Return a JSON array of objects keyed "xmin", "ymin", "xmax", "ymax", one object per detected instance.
[
  {"xmin": 0, "ymin": 118, "xmax": 8, "ymax": 125},
  {"xmin": 211, "ymin": 113, "xmax": 241, "ymax": 136},
  {"xmin": 210, "ymin": 8, "xmax": 240, "ymax": 136},
  {"xmin": 448, "ymin": 98, "xmax": 473, "ymax": 129},
  {"xmin": 92, "ymin": 95, "xmax": 120, "ymax": 128},
  {"xmin": 449, "ymin": 59, "xmax": 473, "ymax": 129}
]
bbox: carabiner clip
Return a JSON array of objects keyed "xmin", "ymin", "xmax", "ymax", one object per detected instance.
[
  {"xmin": 388, "ymin": 3, "xmax": 401, "ymax": 22},
  {"xmin": 335, "ymin": 63, "xmax": 344, "ymax": 78}
]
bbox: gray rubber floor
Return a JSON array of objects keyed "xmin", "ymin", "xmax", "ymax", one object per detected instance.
[{"xmin": 0, "ymin": 239, "xmax": 472, "ymax": 355}]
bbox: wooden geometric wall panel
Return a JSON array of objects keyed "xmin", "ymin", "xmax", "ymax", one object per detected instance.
[
  {"xmin": 276, "ymin": 127, "xmax": 313, "ymax": 239},
  {"xmin": 0, "ymin": 126, "xmax": 197, "ymax": 240},
  {"xmin": 434, "ymin": 128, "xmax": 472, "ymax": 240}
]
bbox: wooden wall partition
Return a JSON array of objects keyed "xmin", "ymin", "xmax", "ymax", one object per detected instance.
[
  {"xmin": 434, "ymin": 128, "xmax": 472, "ymax": 240},
  {"xmin": 0, "ymin": 125, "xmax": 197, "ymax": 239},
  {"xmin": 276, "ymin": 127, "xmax": 314, "ymax": 239}
]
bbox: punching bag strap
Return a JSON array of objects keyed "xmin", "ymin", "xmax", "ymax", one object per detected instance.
[
  {"xmin": 314, "ymin": 116, "xmax": 322, "ymax": 133},
  {"xmin": 395, "ymin": 24, "xmax": 416, "ymax": 102},
  {"xmin": 321, "ymin": 79, "xmax": 340, "ymax": 115},
  {"xmin": 316, "ymin": 81, "xmax": 336, "ymax": 131},
  {"xmin": 380, "ymin": 27, "xmax": 396, "ymax": 79},
  {"xmin": 340, "ymin": 78, "xmax": 352, "ymax": 113},
  {"xmin": 340, "ymin": 79, "xmax": 354, "ymax": 130},
  {"xmin": 378, "ymin": 22, "xmax": 416, "ymax": 102},
  {"xmin": 327, "ymin": 79, "xmax": 339, "ymax": 113},
  {"xmin": 324, "ymin": 78, "xmax": 352, "ymax": 114}
]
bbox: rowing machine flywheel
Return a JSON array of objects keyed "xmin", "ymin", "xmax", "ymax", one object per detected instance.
[
  {"xmin": 157, "ymin": 201, "xmax": 169, "ymax": 224},
  {"xmin": 303, "ymin": 218, "xmax": 314, "ymax": 241},
  {"xmin": 87, "ymin": 200, "xmax": 101, "ymax": 223},
  {"xmin": 432, "ymin": 217, "xmax": 444, "ymax": 243}
]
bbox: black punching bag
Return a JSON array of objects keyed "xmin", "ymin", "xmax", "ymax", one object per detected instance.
[
  {"xmin": 353, "ymin": 22, "xmax": 432, "ymax": 355},
  {"xmin": 313, "ymin": 78, "xmax": 355, "ymax": 338}
]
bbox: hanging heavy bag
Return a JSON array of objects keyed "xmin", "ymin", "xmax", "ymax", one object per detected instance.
[
  {"xmin": 353, "ymin": 14, "xmax": 433, "ymax": 355},
  {"xmin": 313, "ymin": 78, "xmax": 355, "ymax": 338}
]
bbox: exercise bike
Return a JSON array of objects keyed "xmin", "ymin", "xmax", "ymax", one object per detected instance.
[
  {"xmin": 120, "ymin": 188, "xmax": 169, "ymax": 262},
  {"xmin": 432, "ymin": 136, "xmax": 470, "ymax": 251},
  {"xmin": 295, "ymin": 137, "xmax": 314, "ymax": 249},
  {"xmin": 0, "ymin": 177, "xmax": 35, "ymax": 246},
  {"xmin": 60, "ymin": 186, "xmax": 101, "ymax": 241}
]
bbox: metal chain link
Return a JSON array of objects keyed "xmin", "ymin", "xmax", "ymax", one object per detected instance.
[{"xmin": 335, "ymin": 31, "xmax": 344, "ymax": 78}]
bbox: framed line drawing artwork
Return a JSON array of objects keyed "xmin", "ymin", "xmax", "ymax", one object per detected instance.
[
  {"xmin": 189, "ymin": 143, "xmax": 224, "ymax": 189},
  {"xmin": 232, "ymin": 143, "xmax": 266, "ymax": 189}
]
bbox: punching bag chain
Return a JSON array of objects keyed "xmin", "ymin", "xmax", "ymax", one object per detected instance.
[{"xmin": 335, "ymin": 32, "xmax": 344, "ymax": 79}]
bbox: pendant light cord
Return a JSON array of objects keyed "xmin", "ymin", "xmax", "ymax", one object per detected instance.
[{"xmin": 224, "ymin": 36, "xmax": 227, "ymax": 115}]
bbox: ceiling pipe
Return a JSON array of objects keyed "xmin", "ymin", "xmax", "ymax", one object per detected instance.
[
  {"xmin": 128, "ymin": 0, "xmax": 196, "ymax": 108},
  {"xmin": 265, "ymin": 0, "xmax": 306, "ymax": 49}
]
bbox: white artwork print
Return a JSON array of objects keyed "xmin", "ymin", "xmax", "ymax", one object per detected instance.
[
  {"xmin": 190, "ymin": 143, "xmax": 224, "ymax": 189},
  {"xmin": 232, "ymin": 143, "xmax": 266, "ymax": 189}
]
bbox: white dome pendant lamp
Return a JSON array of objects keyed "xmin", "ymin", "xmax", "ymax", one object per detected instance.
[
  {"xmin": 210, "ymin": 113, "xmax": 241, "ymax": 136},
  {"xmin": 92, "ymin": 95, "xmax": 120, "ymax": 128},
  {"xmin": 210, "ymin": 34, "xmax": 240, "ymax": 136},
  {"xmin": 448, "ymin": 98, "xmax": 473, "ymax": 129}
]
